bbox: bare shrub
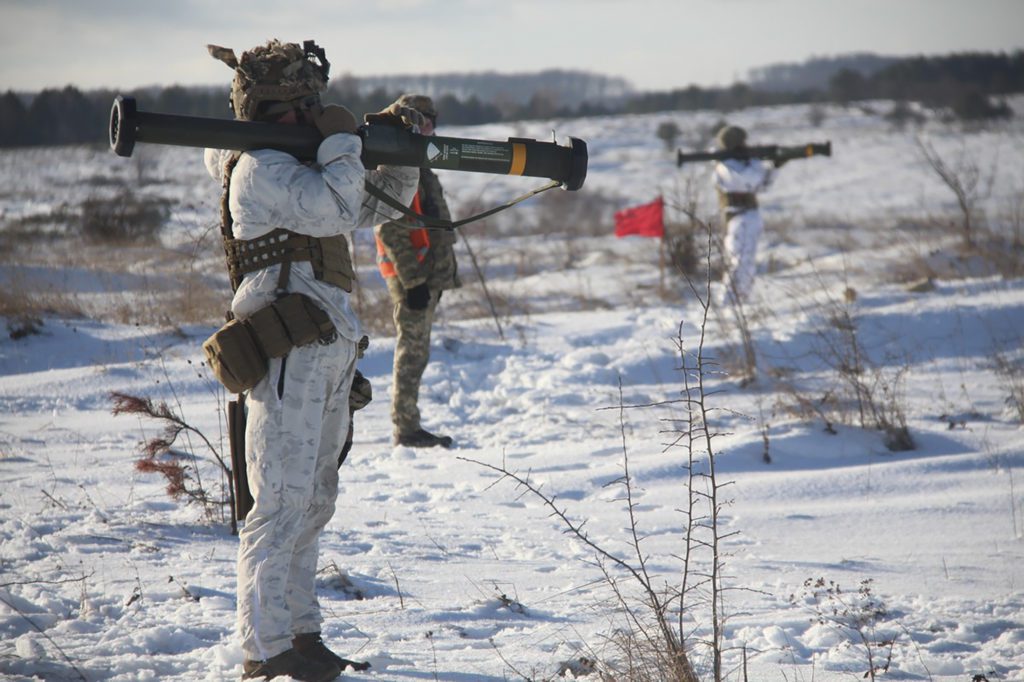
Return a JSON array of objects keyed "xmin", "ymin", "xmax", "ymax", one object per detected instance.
[
  {"xmin": 993, "ymin": 349, "xmax": 1024, "ymax": 425},
  {"xmin": 916, "ymin": 136, "xmax": 993, "ymax": 249},
  {"xmin": 1, "ymin": 203, "xmax": 75, "ymax": 242},
  {"xmin": 790, "ymin": 578, "xmax": 900, "ymax": 682},
  {"xmin": 774, "ymin": 375, "xmax": 840, "ymax": 437},
  {"xmin": 803, "ymin": 283, "xmax": 914, "ymax": 451},
  {"xmin": 807, "ymin": 104, "xmax": 827, "ymax": 128},
  {"xmin": 975, "ymin": 233, "xmax": 1024, "ymax": 279},
  {"xmin": 110, "ymin": 391, "xmax": 236, "ymax": 533},
  {"xmin": 657, "ymin": 120, "xmax": 682, "ymax": 151},
  {"xmin": 465, "ymin": 428, "xmax": 701, "ymax": 680},
  {"xmin": 4, "ymin": 315, "xmax": 43, "ymax": 340},
  {"xmin": 1008, "ymin": 184, "xmax": 1024, "ymax": 248},
  {"xmin": 80, "ymin": 190, "xmax": 171, "ymax": 243},
  {"xmin": 664, "ymin": 177, "xmax": 708, "ymax": 279},
  {"xmin": 884, "ymin": 101, "xmax": 926, "ymax": 130},
  {"xmin": 462, "ymin": 250, "xmax": 740, "ymax": 681}
]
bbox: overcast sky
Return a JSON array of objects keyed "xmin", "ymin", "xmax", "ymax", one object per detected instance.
[{"xmin": 2, "ymin": 0, "xmax": 1022, "ymax": 93}]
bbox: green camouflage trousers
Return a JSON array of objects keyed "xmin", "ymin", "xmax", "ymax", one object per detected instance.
[{"xmin": 386, "ymin": 277, "xmax": 439, "ymax": 437}]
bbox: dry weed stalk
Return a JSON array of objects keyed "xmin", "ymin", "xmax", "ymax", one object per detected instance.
[
  {"xmin": 782, "ymin": 264, "xmax": 915, "ymax": 451},
  {"xmin": 815, "ymin": 288, "xmax": 914, "ymax": 451},
  {"xmin": 993, "ymin": 348, "xmax": 1024, "ymax": 426},
  {"xmin": 461, "ymin": 232, "xmax": 748, "ymax": 681},
  {"xmin": 110, "ymin": 391, "xmax": 236, "ymax": 533},
  {"xmin": 790, "ymin": 578, "xmax": 902, "ymax": 682},
  {"xmin": 916, "ymin": 136, "xmax": 994, "ymax": 249},
  {"xmin": 465, "ymin": 441, "xmax": 700, "ymax": 682},
  {"xmin": 667, "ymin": 196, "xmax": 756, "ymax": 382}
]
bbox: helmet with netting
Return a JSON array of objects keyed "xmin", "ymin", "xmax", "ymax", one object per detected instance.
[
  {"xmin": 395, "ymin": 94, "xmax": 438, "ymax": 121},
  {"xmin": 715, "ymin": 125, "xmax": 747, "ymax": 151},
  {"xmin": 208, "ymin": 39, "xmax": 330, "ymax": 121}
]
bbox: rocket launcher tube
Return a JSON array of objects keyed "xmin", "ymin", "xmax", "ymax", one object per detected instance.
[
  {"xmin": 676, "ymin": 141, "xmax": 831, "ymax": 167},
  {"xmin": 110, "ymin": 96, "xmax": 587, "ymax": 191}
]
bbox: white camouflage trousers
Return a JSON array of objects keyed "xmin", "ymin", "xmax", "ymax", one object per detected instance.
[
  {"xmin": 722, "ymin": 209, "xmax": 764, "ymax": 304},
  {"xmin": 237, "ymin": 337, "xmax": 357, "ymax": 661}
]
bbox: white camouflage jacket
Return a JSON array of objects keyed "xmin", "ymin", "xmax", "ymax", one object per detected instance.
[
  {"xmin": 205, "ymin": 132, "xmax": 418, "ymax": 342},
  {"xmin": 712, "ymin": 157, "xmax": 775, "ymax": 195}
]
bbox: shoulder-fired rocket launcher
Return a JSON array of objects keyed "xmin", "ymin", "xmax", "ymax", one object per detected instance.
[
  {"xmin": 676, "ymin": 141, "xmax": 831, "ymax": 168},
  {"xmin": 109, "ymin": 95, "xmax": 588, "ymax": 191}
]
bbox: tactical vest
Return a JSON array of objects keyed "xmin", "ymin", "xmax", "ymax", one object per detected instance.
[
  {"xmin": 717, "ymin": 190, "xmax": 758, "ymax": 215},
  {"xmin": 220, "ymin": 153, "xmax": 354, "ymax": 293},
  {"xmin": 374, "ymin": 190, "xmax": 430, "ymax": 279}
]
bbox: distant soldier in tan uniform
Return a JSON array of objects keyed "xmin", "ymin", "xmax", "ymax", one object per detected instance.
[{"xmin": 374, "ymin": 94, "xmax": 461, "ymax": 449}]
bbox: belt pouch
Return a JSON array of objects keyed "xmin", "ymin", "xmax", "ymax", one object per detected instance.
[
  {"xmin": 202, "ymin": 319, "xmax": 267, "ymax": 393},
  {"xmin": 246, "ymin": 304, "xmax": 292, "ymax": 358}
]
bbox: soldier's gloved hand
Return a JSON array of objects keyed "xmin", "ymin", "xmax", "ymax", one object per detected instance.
[
  {"xmin": 312, "ymin": 104, "xmax": 358, "ymax": 138},
  {"xmin": 405, "ymin": 283, "xmax": 431, "ymax": 311},
  {"xmin": 349, "ymin": 370, "xmax": 373, "ymax": 411},
  {"xmin": 364, "ymin": 103, "xmax": 426, "ymax": 131}
]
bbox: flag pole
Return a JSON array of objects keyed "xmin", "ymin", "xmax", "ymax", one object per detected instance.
[
  {"xmin": 659, "ymin": 229, "xmax": 666, "ymax": 296},
  {"xmin": 658, "ymin": 194, "xmax": 666, "ymax": 296}
]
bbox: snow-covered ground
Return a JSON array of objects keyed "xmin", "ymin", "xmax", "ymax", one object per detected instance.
[{"xmin": 1, "ymin": 99, "xmax": 1023, "ymax": 681}]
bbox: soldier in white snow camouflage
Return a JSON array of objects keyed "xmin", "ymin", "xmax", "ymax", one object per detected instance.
[
  {"xmin": 712, "ymin": 124, "xmax": 780, "ymax": 304},
  {"xmin": 204, "ymin": 39, "xmax": 421, "ymax": 681}
]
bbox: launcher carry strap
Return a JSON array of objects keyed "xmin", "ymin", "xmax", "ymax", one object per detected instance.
[{"xmin": 363, "ymin": 178, "xmax": 562, "ymax": 231}]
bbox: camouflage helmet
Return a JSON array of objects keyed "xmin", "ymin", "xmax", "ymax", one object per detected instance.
[
  {"xmin": 207, "ymin": 39, "xmax": 330, "ymax": 121},
  {"xmin": 715, "ymin": 125, "xmax": 747, "ymax": 151},
  {"xmin": 395, "ymin": 94, "xmax": 438, "ymax": 121}
]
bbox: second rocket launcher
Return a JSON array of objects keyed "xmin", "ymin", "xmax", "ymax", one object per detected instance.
[
  {"xmin": 109, "ymin": 96, "xmax": 588, "ymax": 191},
  {"xmin": 677, "ymin": 141, "xmax": 831, "ymax": 168}
]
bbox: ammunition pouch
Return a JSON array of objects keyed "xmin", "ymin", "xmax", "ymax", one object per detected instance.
[
  {"xmin": 349, "ymin": 369, "xmax": 373, "ymax": 412},
  {"xmin": 203, "ymin": 318, "xmax": 266, "ymax": 394},
  {"xmin": 718, "ymin": 191, "xmax": 758, "ymax": 215},
  {"xmin": 203, "ymin": 293, "xmax": 337, "ymax": 393}
]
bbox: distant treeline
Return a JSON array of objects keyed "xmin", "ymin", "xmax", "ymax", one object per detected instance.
[
  {"xmin": 2, "ymin": 51, "xmax": 1020, "ymax": 149},
  {"xmin": 622, "ymin": 51, "xmax": 1023, "ymax": 119}
]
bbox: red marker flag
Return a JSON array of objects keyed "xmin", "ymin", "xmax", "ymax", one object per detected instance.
[{"xmin": 614, "ymin": 196, "xmax": 664, "ymax": 238}]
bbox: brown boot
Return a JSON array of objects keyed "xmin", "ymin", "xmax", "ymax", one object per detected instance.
[
  {"xmin": 293, "ymin": 632, "xmax": 371, "ymax": 672},
  {"xmin": 242, "ymin": 647, "xmax": 340, "ymax": 681},
  {"xmin": 395, "ymin": 428, "xmax": 453, "ymax": 449}
]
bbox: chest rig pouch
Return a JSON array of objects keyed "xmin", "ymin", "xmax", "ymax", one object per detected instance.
[
  {"xmin": 717, "ymin": 190, "xmax": 758, "ymax": 216},
  {"xmin": 202, "ymin": 152, "xmax": 342, "ymax": 393}
]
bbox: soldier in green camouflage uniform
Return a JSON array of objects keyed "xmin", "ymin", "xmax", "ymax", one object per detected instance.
[{"xmin": 374, "ymin": 94, "xmax": 461, "ymax": 448}]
